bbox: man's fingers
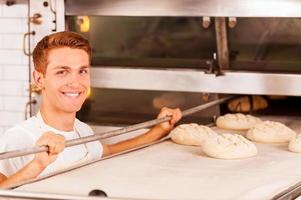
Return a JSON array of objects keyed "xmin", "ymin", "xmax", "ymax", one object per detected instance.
[
  {"xmin": 158, "ymin": 107, "xmax": 182, "ymax": 125},
  {"xmin": 177, "ymin": 109, "xmax": 182, "ymax": 120},
  {"xmin": 49, "ymin": 135, "xmax": 65, "ymax": 154},
  {"xmin": 53, "ymin": 140, "xmax": 65, "ymax": 154},
  {"xmin": 35, "ymin": 132, "xmax": 66, "ymax": 155},
  {"xmin": 47, "ymin": 140, "xmax": 57, "ymax": 154}
]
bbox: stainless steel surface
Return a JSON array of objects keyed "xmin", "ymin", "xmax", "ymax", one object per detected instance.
[
  {"xmin": 55, "ymin": 0, "xmax": 65, "ymax": 31},
  {"xmin": 91, "ymin": 67, "xmax": 301, "ymax": 96},
  {"xmin": 65, "ymin": 16, "xmax": 301, "ymax": 96},
  {"xmin": 0, "ymin": 190, "xmax": 113, "ymax": 200},
  {"xmin": 65, "ymin": 0, "xmax": 301, "ymax": 17},
  {"xmin": 14, "ymin": 115, "xmax": 301, "ymax": 199},
  {"xmin": 273, "ymin": 182, "xmax": 301, "ymax": 200},
  {"xmin": 29, "ymin": 0, "xmax": 56, "ymax": 43},
  {"xmin": 0, "ymin": 97, "xmax": 232, "ymax": 161},
  {"xmin": 8, "ymin": 134, "xmax": 167, "ymax": 189}
]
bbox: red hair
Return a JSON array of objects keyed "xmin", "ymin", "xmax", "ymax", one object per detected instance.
[{"xmin": 32, "ymin": 31, "xmax": 91, "ymax": 74}]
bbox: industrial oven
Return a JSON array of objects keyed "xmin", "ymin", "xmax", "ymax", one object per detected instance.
[{"xmin": 2, "ymin": 0, "xmax": 301, "ymax": 199}]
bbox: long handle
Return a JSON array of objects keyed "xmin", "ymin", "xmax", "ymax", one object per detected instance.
[{"xmin": 0, "ymin": 96, "xmax": 235, "ymax": 160}]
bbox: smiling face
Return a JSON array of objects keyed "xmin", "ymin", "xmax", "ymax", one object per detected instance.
[{"xmin": 34, "ymin": 47, "xmax": 90, "ymax": 114}]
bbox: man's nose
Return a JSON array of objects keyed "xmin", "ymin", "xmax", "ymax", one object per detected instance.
[{"xmin": 66, "ymin": 73, "xmax": 82, "ymax": 87}]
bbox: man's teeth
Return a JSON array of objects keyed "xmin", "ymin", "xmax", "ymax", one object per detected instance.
[{"xmin": 64, "ymin": 92, "xmax": 80, "ymax": 97}]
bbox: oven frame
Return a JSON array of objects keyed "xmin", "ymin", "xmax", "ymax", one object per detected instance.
[
  {"xmin": 63, "ymin": 0, "xmax": 301, "ymax": 96},
  {"xmin": 90, "ymin": 67, "xmax": 301, "ymax": 96}
]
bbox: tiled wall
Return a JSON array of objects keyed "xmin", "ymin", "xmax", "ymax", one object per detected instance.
[{"xmin": 0, "ymin": 2, "xmax": 29, "ymax": 135}]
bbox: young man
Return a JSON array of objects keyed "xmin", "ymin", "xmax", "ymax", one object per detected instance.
[{"xmin": 0, "ymin": 31, "xmax": 182, "ymax": 188}]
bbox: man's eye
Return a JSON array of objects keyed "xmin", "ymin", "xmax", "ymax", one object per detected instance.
[
  {"xmin": 80, "ymin": 69, "xmax": 88, "ymax": 74},
  {"xmin": 56, "ymin": 70, "xmax": 67, "ymax": 75}
]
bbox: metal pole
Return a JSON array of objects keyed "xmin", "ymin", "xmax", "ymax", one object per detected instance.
[{"xmin": 0, "ymin": 96, "xmax": 235, "ymax": 160}]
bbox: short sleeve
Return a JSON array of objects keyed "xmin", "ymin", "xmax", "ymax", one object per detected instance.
[
  {"xmin": 0, "ymin": 137, "xmax": 14, "ymax": 177},
  {"xmin": 0, "ymin": 127, "xmax": 35, "ymax": 177}
]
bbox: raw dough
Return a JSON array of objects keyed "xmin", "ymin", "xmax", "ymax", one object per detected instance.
[
  {"xmin": 216, "ymin": 113, "xmax": 262, "ymax": 130},
  {"xmin": 246, "ymin": 121, "xmax": 296, "ymax": 143},
  {"xmin": 170, "ymin": 123, "xmax": 217, "ymax": 146},
  {"xmin": 288, "ymin": 134, "xmax": 301, "ymax": 153},
  {"xmin": 202, "ymin": 133, "xmax": 257, "ymax": 159}
]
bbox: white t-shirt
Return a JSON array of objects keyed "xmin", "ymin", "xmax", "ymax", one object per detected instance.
[{"xmin": 0, "ymin": 112, "xmax": 103, "ymax": 177}]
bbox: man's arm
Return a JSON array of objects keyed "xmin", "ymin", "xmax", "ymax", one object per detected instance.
[
  {"xmin": 103, "ymin": 107, "xmax": 181, "ymax": 157},
  {"xmin": 0, "ymin": 132, "xmax": 65, "ymax": 188},
  {"xmin": 0, "ymin": 160, "xmax": 46, "ymax": 188}
]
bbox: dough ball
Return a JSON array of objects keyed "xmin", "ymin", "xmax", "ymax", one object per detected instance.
[
  {"xmin": 288, "ymin": 134, "xmax": 301, "ymax": 153},
  {"xmin": 216, "ymin": 113, "xmax": 262, "ymax": 131},
  {"xmin": 202, "ymin": 133, "xmax": 257, "ymax": 159},
  {"xmin": 246, "ymin": 121, "xmax": 296, "ymax": 143},
  {"xmin": 170, "ymin": 123, "xmax": 217, "ymax": 146}
]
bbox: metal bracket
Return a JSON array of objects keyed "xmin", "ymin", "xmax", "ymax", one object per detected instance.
[{"xmin": 214, "ymin": 17, "xmax": 230, "ymax": 76}]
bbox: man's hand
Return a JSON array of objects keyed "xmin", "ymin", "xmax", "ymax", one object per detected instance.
[
  {"xmin": 155, "ymin": 107, "xmax": 182, "ymax": 133},
  {"xmin": 102, "ymin": 107, "xmax": 182, "ymax": 157},
  {"xmin": 0, "ymin": 132, "xmax": 66, "ymax": 188},
  {"xmin": 33, "ymin": 132, "xmax": 66, "ymax": 170}
]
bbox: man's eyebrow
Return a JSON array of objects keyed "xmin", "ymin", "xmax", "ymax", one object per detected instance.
[
  {"xmin": 53, "ymin": 66, "xmax": 70, "ymax": 70},
  {"xmin": 52, "ymin": 66, "xmax": 89, "ymax": 70}
]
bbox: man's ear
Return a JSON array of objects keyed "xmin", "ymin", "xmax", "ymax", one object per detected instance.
[{"xmin": 33, "ymin": 70, "xmax": 45, "ymax": 91}]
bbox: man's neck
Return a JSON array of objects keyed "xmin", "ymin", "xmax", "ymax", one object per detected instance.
[{"xmin": 40, "ymin": 105, "xmax": 76, "ymax": 132}]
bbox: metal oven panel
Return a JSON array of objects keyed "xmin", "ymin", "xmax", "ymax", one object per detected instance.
[
  {"xmin": 65, "ymin": 0, "xmax": 301, "ymax": 17},
  {"xmin": 65, "ymin": 15, "xmax": 301, "ymax": 96},
  {"xmin": 90, "ymin": 67, "xmax": 301, "ymax": 96}
]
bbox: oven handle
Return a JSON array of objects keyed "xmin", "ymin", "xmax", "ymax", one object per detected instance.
[{"xmin": 22, "ymin": 31, "xmax": 35, "ymax": 56}]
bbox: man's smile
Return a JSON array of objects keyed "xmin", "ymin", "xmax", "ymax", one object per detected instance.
[{"xmin": 61, "ymin": 91, "xmax": 84, "ymax": 98}]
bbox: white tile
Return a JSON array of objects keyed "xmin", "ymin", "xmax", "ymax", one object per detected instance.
[
  {"xmin": 0, "ymin": 50, "xmax": 25, "ymax": 65},
  {"xmin": 22, "ymin": 53, "xmax": 29, "ymax": 65},
  {"xmin": 0, "ymin": 111, "xmax": 24, "ymax": 126},
  {"xmin": 0, "ymin": 4, "xmax": 3, "ymax": 17},
  {"xmin": 2, "ymin": 34, "xmax": 23, "ymax": 49},
  {"xmin": 0, "ymin": 65, "xmax": 3, "ymax": 79},
  {"xmin": 0, "ymin": 127, "xmax": 4, "ymax": 137},
  {"xmin": 0, "ymin": 18, "xmax": 27, "ymax": 33},
  {"xmin": 2, "ymin": 3, "xmax": 28, "ymax": 18},
  {"xmin": 3, "ymin": 65, "xmax": 29, "ymax": 81},
  {"xmin": 0, "ymin": 80, "xmax": 25, "ymax": 95},
  {"xmin": 22, "ymin": 80, "xmax": 30, "ymax": 96},
  {"xmin": 0, "ymin": 34, "xmax": 2, "ymax": 48},
  {"xmin": 0, "ymin": 96, "xmax": 3, "ymax": 109},
  {"xmin": 3, "ymin": 96, "xmax": 29, "ymax": 112}
]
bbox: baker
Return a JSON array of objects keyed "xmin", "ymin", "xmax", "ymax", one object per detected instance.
[{"xmin": 0, "ymin": 31, "xmax": 182, "ymax": 188}]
